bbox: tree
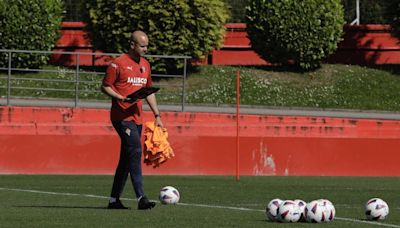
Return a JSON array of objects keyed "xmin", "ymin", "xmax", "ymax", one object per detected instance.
[
  {"xmin": 393, "ymin": 1, "xmax": 400, "ymax": 38},
  {"xmin": 85, "ymin": 0, "xmax": 229, "ymax": 72},
  {"xmin": 0, "ymin": 0, "xmax": 63, "ymax": 69}
]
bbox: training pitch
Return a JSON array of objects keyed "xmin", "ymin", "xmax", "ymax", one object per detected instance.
[{"xmin": 0, "ymin": 175, "xmax": 399, "ymax": 227}]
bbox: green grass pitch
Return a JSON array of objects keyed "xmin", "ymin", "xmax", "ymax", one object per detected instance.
[{"xmin": 0, "ymin": 175, "xmax": 399, "ymax": 227}]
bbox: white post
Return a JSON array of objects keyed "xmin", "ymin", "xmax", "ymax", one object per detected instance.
[{"xmin": 350, "ymin": 0, "xmax": 360, "ymax": 25}]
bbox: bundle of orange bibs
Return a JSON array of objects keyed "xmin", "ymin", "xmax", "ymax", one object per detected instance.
[{"xmin": 143, "ymin": 121, "xmax": 174, "ymax": 168}]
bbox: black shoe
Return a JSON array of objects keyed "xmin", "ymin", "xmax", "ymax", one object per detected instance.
[
  {"xmin": 108, "ymin": 199, "xmax": 129, "ymax": 209},
  {"xmin": 138, "ymin": 196, "xmax": 156, "ymax": 210}
]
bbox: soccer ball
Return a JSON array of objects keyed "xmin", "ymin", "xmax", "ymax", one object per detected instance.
[
  {"xmin": 159, "ymin": 186, "xmax": 180, "ymax": 204},
  {"xmin": 277, "ymin": 200, "xmax": 302, "ymax": 223},
  {"xmin": 318, "ymin": 199, "xmax": 336, "ymax": 222},
  {"xmin": 365, "ymin": 198, "xmax": 389, "ymax": 221},
  {"xmin": 266, "ymin": 198, "xmax": 283, "ymax": 221},
  {"xmin": 305, "ymin": 200, "xmax": 327, "ymax": 223},
  {"xmin": 294, "ymin": 199, "xmax": 307, "ymax": 222}
]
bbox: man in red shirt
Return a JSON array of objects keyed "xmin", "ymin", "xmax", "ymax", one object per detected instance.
[{"xmin": 102, "ymin": 30, "xmax": 163, "ymax": 210}]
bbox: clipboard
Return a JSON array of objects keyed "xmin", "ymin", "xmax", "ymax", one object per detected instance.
[{"xmin": 126, "ymin": 87, "xmax": 160, "ymax": 102}]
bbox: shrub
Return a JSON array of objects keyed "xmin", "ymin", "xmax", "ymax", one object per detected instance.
[
  {"xmin": 85, "ymin": 0, "xmax": 229, "ymax": 73},
  {"xmin": 0, "ymin": 0, "xmax": 63, "ymax": 69},
  {"xmin": 246, "ymin": 0, "xmax": 344, "ymax": 71}
]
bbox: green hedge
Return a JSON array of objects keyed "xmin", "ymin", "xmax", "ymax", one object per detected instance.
[
  {"xmin": 85, "ymin": 0, "xmax": 229, "ymax": 73},
  {"xmin": 246, "ymin": 0, "xmax": 344, "ymax": 71},
  {"xmin": 0, "ymin": 0, "xmax": 63, "ymax": 69}
]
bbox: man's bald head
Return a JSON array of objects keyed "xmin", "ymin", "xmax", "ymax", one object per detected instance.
[
  {"xmin": 131, "ymin": 31, "xmax": 148, "ymax": 44},
  {"xmin": 129, "ymin": 30, "xmax": 149, "ymax": 59}
]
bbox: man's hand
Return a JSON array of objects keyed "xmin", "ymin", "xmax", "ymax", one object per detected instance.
[{"xmin": 155, "ymin": 116, "xmax": 164, "ymax": 128}]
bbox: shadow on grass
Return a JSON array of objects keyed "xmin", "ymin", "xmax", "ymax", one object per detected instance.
[
  {"xmin": 14, "ymin": 205, "xmax": 110, "ymax": 210},
  {"xmin": 242, "ymin": 64, "xmax": 305, "ymax": 73},
  {"xmin": 187, "ymin": 63, "xmax": 306, "ymax": 74},
  {"xmin": 366, "ymin": 64, "xmax": 400, "ymax": 76}
]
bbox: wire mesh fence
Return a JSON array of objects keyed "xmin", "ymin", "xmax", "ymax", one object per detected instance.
[{"xmin": 0, "ymin": 49, "xmax": 191, "ymax": 110}]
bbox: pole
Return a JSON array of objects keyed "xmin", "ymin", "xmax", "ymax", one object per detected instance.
[
  {"xmin": 356, "ymin": 0, "xmax": 360, "ymax": 25},
  {"xmin": 182, "ymin": 58, "xmax": 187, "ymax": 112},
  {"xmin": 236, "ymin": 70, "xmax": 240, "ymax": 181},
  {"xmin": 351, "ymin": 0, "xmax": 360, "ymax": 25}
]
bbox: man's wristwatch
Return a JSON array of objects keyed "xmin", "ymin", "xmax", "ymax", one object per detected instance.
[{"xmin": 155, "ymin": 114, "xmax": 161, "ymax": 118}]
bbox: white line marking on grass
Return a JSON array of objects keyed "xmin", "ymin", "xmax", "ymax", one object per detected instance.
[
  {"xmin": 178, "ymin": 202, "xmax": 262, "ymax": 212},
  {"xmin": 335, "ymin": 217, "xmax": 400, "ymax": 228},
  {"xmin": 0, "ymin": 187, "xmax": 136, "ymax": 202},
  {"xmin": 0, "ymin": 187, "xmax": 109, "ymax": 200},
  {"xmin": 1, "ymin": 187, "xmax": 400, "ymax": 228},
  {"xmin": 177, "ymin": 202, "xmax": 400, "ymax": 228}
]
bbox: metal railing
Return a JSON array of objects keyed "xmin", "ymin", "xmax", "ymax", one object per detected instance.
[{"xmin": 0, "ymin": 49, "xmax": 191, "ymax": 111}]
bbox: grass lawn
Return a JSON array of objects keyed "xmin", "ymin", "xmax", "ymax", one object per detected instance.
[
  {"xmin": 1, "ymin": 64, "xmax": 400, "ymax": 112},
  {"xmin": 0, "ymin": 175, "xmax": 399, "ymax": 227},
  {"xmin": 180, "ymin": 64, "xmax": 400, "ymax": 111}
]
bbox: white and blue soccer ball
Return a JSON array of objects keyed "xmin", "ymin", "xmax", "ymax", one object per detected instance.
[
  {"xmin": 294, "ymin": 199, "xmax": 307, "ymax": 222},
  {"xmin": 266, "ymin": 198, "xmax": 283, "ymax": 221},
  {"xmin": 277, "ymin": 200, "xmax": 302, "ymax": 223},
  {"xmin": 365, "ymin": 198, "xmax": 389, "ymax": 221},
  {"xmin": 318, "ymin": 199, "xmax": 336, "ymax": 222},
  {"xmin": 159, "ymin": 186, "xmax": 180, "ymax": 204},
  {"xmin": 305, "ymin": 200, "xmax": 327, "ymax": 223}
]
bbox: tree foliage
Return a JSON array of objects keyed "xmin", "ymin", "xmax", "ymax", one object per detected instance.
[
  {"xmin": 85, "ymin": 0, "xmax": 229, "ymax": 72},
  {"xmin": 0, "ymin": 0, "xmax": 63, "ymax": 69},
  {"xmin": 246, "ymin": 0, "xmax": 345, "ymax": 71},
  {"xmin": 341, "ymin": 0, "xmax": 399, "ymax": 24},
  {"xmin": 393, "ymin": 2, "xmax": 400, "ymax": 38}
]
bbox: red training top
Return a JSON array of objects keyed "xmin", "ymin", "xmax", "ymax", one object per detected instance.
[{"xmin": 102, "ymin": 53, "xmax": 152, "ymax": 124}]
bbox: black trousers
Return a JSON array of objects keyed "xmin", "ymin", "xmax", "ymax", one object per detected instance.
[{"xmin": 110, "ymin": 121, "xmax": 144, "ymax": 199}]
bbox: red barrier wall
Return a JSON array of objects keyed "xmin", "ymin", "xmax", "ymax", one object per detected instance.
[
  {"xmin": 212, "ymin": 23, "xmax": 400, "ymax": 65},
  {"xmin": 50, "ymin": 22, "xmax": 113, "ymax": 66},
  {"xmin": 328, "ymin": 24, "xmax": 400, "ymax": 65},
  {"xmin": 51, "ymin": 22, "xmax": 400, "ymax": 66},
  {"xmin": 1, "ymin": 106, "xmax": 400, "ymax": 176},
  {"xmin": 211, "ymin": 23, "xmax": 270, "ymax": 65}
]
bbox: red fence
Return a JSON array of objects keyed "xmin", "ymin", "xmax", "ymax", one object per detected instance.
[
  {"xmin": 51, "ymin": 22, "xmax": 400, "ymax": 66},
  {"xmin": 213, "ymin": 23, "xmax": 400, "ymax": 65},
  {"xmin": 1, "ymin": 106, "xmax": 400, "ymax": 176},
  {"xmin": 50, "ymin": 22, "xmax": 112, "ymax": 66},
  {"xmin": 328, "ymin": 24, "xmax": 400, "ymax": 65}
]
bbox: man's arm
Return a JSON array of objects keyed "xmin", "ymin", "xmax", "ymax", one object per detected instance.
[
  {"xmin": 146, "ymin": 93, "xmax": 164, "ymax": 128},
  {"xmin": 101, "ymin": 85, "xmax": 126, "ymax": 101}
]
